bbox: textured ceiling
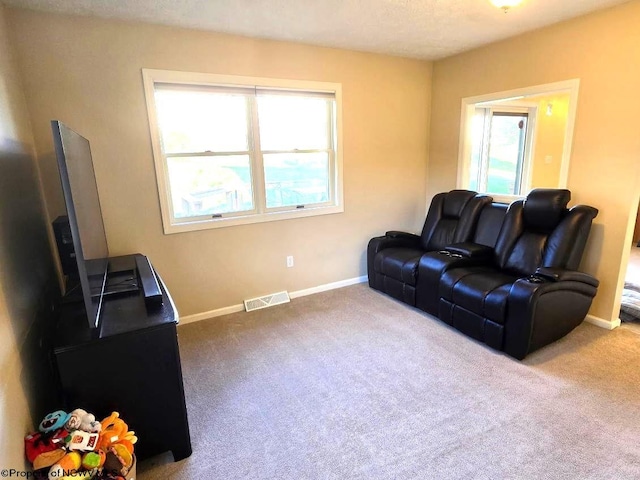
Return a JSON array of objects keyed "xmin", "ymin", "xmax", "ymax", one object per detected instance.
[{"xmin": 2, "ymin": 0, "xmax": 631, "ymax": 59}]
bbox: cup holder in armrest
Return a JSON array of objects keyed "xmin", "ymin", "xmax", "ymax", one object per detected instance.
[
  {"xmin": 526, "ymin": 275, "xmax": 546, "ymax": 284},
  {"xmin": 437, "ymin": 250, "xmax": 463, "ymax": 258}
]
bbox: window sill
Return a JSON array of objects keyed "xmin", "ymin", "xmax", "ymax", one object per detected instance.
[
  {"xmin": 163, "ymin": 204, "xmax": 344, "ymax": 234},
  {"xmin": 487, "ymin": 193, "xmax": 524, "ymax": 204}
]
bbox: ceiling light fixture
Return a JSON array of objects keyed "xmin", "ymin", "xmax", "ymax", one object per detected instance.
[{"xmin": 490, "ymin": 0, "xmax": 524, "ymax": 13}]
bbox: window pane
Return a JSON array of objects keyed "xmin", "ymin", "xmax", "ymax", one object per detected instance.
[
  {"xmin": 155, "ymin": 90, "xmax": 249, "ymax": 154},
  {"xmin": 257, "ymin": 95, "xmax": 329, "ymax": 151},
  {"xmin": 263, "ymin": 152, "xmax": 329, "ymax": 208},
  {"xmin": 486, "ymin": 114, "xmax": 527, "ymax": 195},
  {"xmin": 167, "ymin": 155, "xmax": 254, "ymax": 218}
]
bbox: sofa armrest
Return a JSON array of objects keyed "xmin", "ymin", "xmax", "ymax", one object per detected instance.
[
  {"xmin": 444, "ymin": 242, "xmax": 493, "ymax": 260},
  {"xmin": 504, "ymin": 276, "xmax": 598, "ymax": 359},
  {"xmin": 385, "ymin": 231, "xmax": 421, "ymax": 242},
  {"xmin": 534, "ymin": 267, "xmax": 599, "ymax": 287},
  {"xmin": 369, "ymin": 231, "xmax": 422, "ymax": 252},
  {"xmin": 367, "ymin": 232, "xmax": 422, "ymax": 289},
  {"xmin": 370, "ymin": 231, "xmax": 422, "ymax": 254}
]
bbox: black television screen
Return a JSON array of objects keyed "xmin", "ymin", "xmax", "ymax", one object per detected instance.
[{"xmin": 52, "ymin": 120, "xmax": 109, "ymax": 329}]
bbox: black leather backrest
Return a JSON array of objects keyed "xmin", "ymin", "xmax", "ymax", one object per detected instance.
[
  {"xmin": 494, "ymin": 200, "xmax": 527, "ymax": 271},
  {"xmin": 493, "ymin": 189, "xmax": 597, "ymax": 275},
  {"xmin": 522, "ymin": 189, "xmax": 571, "ymax": 232},
  {"xmin": 473, "ymin": 203, "xmax": 508, "ymax": 247},
  {"xmin": 420, "ymin": 190, "xmax": 492, "ymax": 251},
  {"xmin": 542, "ymin": 205, "xmax": 598, "ymax": 270}
]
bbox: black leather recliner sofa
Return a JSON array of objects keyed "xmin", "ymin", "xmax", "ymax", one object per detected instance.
[
  {"xmin": 367, "ymin": 190, "xmax": 492, "ymax": 306},
  {"xmin": 367, "ymin": 189, "xmax": 599, "ymax": 359}
]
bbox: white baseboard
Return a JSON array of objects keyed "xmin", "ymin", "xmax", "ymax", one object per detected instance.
[
  {"xmin": 289, "ymin": 275, "xmax": 368, "ymax": 299},
  {"xmin": 178, "ymin": 275, "xmax": 368, "ymax": 326},
  {"xmin": 179, "ymin": 304, "xmax": 245, "ymax": 325},
  {"xmin": 585, "ymin": 314, "xmax": 620, "ymax": 330}
]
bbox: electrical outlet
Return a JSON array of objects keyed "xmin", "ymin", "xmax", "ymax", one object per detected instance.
[{"xmin": 286, "ymin": 256, "xmax": 294, "ymax": 268}]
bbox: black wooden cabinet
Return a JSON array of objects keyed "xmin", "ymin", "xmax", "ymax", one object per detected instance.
[{"xmin": 53, "ymin": 255, "xmax": 192, "ymax": 461}]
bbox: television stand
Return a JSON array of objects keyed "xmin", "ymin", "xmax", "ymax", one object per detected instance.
[{"xmin": 53, "ymin": 254, "xmax": 192, "ymax": 461}]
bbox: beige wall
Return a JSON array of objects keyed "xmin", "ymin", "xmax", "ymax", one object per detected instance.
[
  {"xmin": 429, "ymin": 1, "xmax": 640, "ymax": 323},
  {"xmin": 0, "ymin": 4, "xmax": 56, "ymax": 470},
  {"xmin": 529, "ymin": 93, "xmax": 570, "ymax": 189},
  {"xmin": 7, "ymin": 8, "xmax": 432, "ymax": 317}
]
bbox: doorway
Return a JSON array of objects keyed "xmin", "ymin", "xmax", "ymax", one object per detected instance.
[
  {"xmin": 620, "ymin": 202, "xmax": 640, "ymax": 330},
  {"xmin": 457, "ymin": 79, "xmax": 580, "ymax": 204},
  {"xmin": 469, "ymin": 107, "xmax": 533, "ymax": 195}
]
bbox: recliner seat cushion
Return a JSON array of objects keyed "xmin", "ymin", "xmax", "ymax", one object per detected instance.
[
  {"xmin": 374, "ymin": 247, "xmax": 424, "ymax": 286},
  {"xmin": 440, "ymin": 268, "xmax": 519, "ymax": 324}
]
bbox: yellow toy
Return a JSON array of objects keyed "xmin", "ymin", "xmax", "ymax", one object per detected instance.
[
  {"xmin": 48, "ymin": 451, "xmax": 81, "ymax": 480},
  {"xmin": 111, "ymin": 444, "xmax": 133, "ymax": 469}
]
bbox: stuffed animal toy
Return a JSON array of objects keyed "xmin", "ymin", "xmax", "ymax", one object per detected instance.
[
  {"xmin": 27, "ymin": 410, "xmax": 135, "ymax": 480},
  {"xmin": 24, "ymin": 430, "xmax": 67, "ymax": 464},
  {"xmin": 97, "ymin": 412, "xmax": 137, "ymax": 453},
  {"xmin": 82, "ymin": 450, "xmax": 106, "ymax": 470},
  {"xmin": 65, "ymin": 408, "xmax": 102, "ymax": 433},
  {"xmin": 102, "ymin": 443, "xmax": 133, "ymax": 477},
  {"xmin": 48, "ymin": 451, "xmax": 81, "ymax": 480},
  {"xmin": 66, "ymin": 430, "xmax": 100, "ymax": 451},
  {"xmin": 38, "ymin": 411, "xmax": 70, "ymax": 434},
  {"xmin": 26, "ymin": 414, "xmax": 70, "ymax": 473},
  {"xmin": 32, "ymin": 448, "xmax": 66, "ymax": 471}
]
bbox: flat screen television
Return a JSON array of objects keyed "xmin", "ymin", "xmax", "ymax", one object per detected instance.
[{"xmin": 52, "ymin": 120, "xmax": 109, "ymax": 329}]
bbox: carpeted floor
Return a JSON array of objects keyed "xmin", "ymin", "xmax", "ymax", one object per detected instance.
[{"xmin": 138, "ymin": 284, "xmax": 640, "ymax": 479}]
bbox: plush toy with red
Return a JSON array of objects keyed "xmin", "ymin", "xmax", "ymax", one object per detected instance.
[
  {"xmin": 25, "ymin": 409, "xmax": 136, "ymax": 479},
  {"xmin": 25, "ymin": 411, "xmax": 71, "ymax": 471}
]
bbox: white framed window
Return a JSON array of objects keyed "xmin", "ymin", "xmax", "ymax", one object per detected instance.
[{"xmin": 142, "ymin": 69, "xmax": 343, "ymax": 233}]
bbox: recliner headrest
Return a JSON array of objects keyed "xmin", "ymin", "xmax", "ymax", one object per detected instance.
[
  {"xmin": 523, "ymin": 188, "xmax": 571, "ymax": 232},
  {"xmin": 442, "ymin": 190, "xmax": 476, "ymax": 218}
]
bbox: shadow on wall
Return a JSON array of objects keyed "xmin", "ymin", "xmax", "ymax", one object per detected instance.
[
  {"xmin": 580, "ymin": 223, "xmax": 604, "ymax": 276},
  {"xmin": 0, "ymin": 138, "xmax": 60, "ymax": 423}
]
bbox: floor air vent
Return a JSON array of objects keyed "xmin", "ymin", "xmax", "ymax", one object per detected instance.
[{"xmin": 244, "ymin": 291, "xmax": 290, "ymax": 312}]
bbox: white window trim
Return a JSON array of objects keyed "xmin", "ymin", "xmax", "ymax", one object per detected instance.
[
  {"xmin": 142, "ymin": 69, "xmax": 344, "ymax": 234},
  {"xmin": 457, "ymin": 79, "xmax": 579, "ymax": 204}
]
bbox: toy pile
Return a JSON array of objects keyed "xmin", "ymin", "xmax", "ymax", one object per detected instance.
[{"xmin": 25, "ymin": 409, "xmax": 137, "ymax": 480}]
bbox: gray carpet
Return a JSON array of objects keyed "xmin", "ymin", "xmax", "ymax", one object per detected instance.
[
  {"xmin": 621, "ymin": 282, "xmax": 640, "ymax": 322},
  {"xmin": 138, "ymin": 284, "xmax": 640, "ymax": 479}
]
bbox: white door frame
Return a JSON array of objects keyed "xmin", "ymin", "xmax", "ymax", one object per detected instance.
[{"xmin": 457, "ymin": 79, "xmax": 580, "ymax": 204}]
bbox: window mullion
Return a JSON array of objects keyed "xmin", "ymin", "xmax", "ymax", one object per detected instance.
[
  {"xmin": 260, "ymin": 149, "xmax": 329, "ymax": 155},
  {"xmin": 165, "ymin": 150, "xmax": 250, "ymax": 158},
  {"xmin": 248, "ymin": 94, "xmax": 266, "ymax": 214},
  {"xmin": 326, "ymin": 99, "xmax": 336, "ymax": 207}
]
